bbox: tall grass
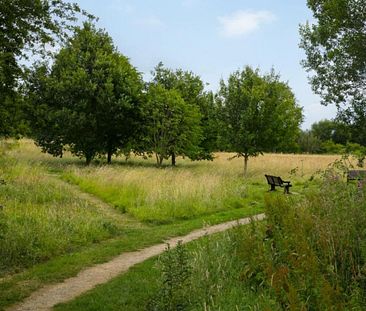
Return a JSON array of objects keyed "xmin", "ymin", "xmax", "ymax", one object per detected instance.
[
  {"xmin": 0, "ymin": 153, "xmax": 123, "ymax": 276},
  {"xmin": 57, "ymin": 147, "xmax": 341, "ymax": 223},
  {"xmin": 148, "ymin": 166, "xmax": 366, "ymax": 310},
  {"xmin": 61, "ymin": 165, "xmax": 254, "ymax": 223},
  {"xmin": 0, "ymin": 140, "xmax": 348, "ymax": 278}
]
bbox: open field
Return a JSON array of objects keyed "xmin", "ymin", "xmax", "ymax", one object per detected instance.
[{"xmin": 0, "ymin": 139, "xmax": 348, "ymax": 309}]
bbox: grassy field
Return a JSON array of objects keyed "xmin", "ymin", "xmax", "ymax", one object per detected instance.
[
  {"xmin": 56, "ymin": 180, "xmax": 366, "ymax": 310},
  {"xmin": 0, "ymin": 139, "xmax": 346, "ymax": 309}
]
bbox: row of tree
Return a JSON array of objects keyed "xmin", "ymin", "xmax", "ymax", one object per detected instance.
[
  {"xmin": 24, "ymin": 22, "xmax": 303, "ymax": 175},
  {"xmin": 2, "ymin": 0, "xmax": 364, "ymax": 175}
]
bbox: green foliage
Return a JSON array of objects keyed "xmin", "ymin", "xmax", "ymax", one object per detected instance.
[
  {"xmin": 300, "ymin": 0, "xmax": 366, "ymax": 108},
  {"xmin": 143, "ymin": 83, "xmax": 202, "ymax": 166},
  {"xmin": 0, "ymin": 0, "xmax": 91, "ymax": 137},
  {"xmin": 320, "ymin": 139, "xmax": 345, "ymax": 154},
  {"xmin": 311, "ymin": 119, "xmax": 351, "ymax": 145},
  {"xmin": 146, "ymin": 242, "xmax": 191, "ymax": 311},
  {"xmin": 345, "ymin": 142, "xmax": 366, "ymax": 167},
  {"xmin": 28, "ymin": 22, "xmax": 143, "ymax": 164},
  {"xmin": 298, "ymin": 129, "xmax": 322, "ymax": 153},
  {"xmin": 218, "ymin": 66, "xmax": 303, "ymax": 174},
  {"xmin": 238, "ymin": 175, "xmax": 366, "ymax": 309},
  {"xmin": 150, "ymin": 62, "xmax": 218, "ymax": 163},
  {"xmin": 300, "ymin": 0, "xmax": 366, "ymax": 147},
  {"xmin": 300, "ymin": 119, "xmax": 365, "ymax": 155}
]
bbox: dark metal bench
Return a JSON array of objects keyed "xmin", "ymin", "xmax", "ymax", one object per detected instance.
[
  {"xmin": 347, "ymin": 170, "xmax": 366, "ymax": 182},
  {"xmin": 265, "ymin": 174, "xmax": 292, "ymax": 194}
]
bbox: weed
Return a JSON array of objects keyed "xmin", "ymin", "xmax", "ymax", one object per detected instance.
[{"xmin": 146, "ymin": 241, "xmax": 191, "ymax": 311}]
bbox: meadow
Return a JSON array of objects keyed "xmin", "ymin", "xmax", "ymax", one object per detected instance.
[
  {"xmin": 0, "ymin": 139, "xmax": 346, "ymax": 309},
  {"xmin": 57, "ymin": 177, "xmax": 366, "ymax": 310}
]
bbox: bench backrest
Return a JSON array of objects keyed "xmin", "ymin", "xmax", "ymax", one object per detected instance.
[
  {"xmin": 347, "ymin": 170, "xmax": 366, "ymax": 180},
  {"xmin": 265, "ymin": 174, "xmax": 283, "ymax": 186}
]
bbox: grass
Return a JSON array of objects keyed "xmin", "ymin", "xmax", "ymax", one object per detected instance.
[
  {"xmin": 0, "ymin": 139, "xmax": 348, "ymax": 309},
  {"xmin": 56, "ymin": 176, "xmax": 366, "ymax": 310},
  {"xmin": 0, "ymin": 155, "xmax": 126, "ymax": 276},
  {"xmin": 54, "ymin": 221, "xmax": 278, "ymax": 311}
]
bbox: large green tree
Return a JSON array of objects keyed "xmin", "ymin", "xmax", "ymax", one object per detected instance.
[
  {"xmin": 143, "ymin": 84, "xmax": 202, "ymax": 166},
  {"xmin": 151, "ymin": 63, "xmax": 217, "ymax": 164},
  {"xmin": 0, "ymin": 0, "xmax": 91, "ymax": 137},
  {"xmin": 218, "ymin": 66, "xmax": 303, "ymax": 175},
  {"xmin": 300, "ymin": 0, "xmax": 366, "ymax": 145},
  {"xmin": 28, "ymin": 23, "xmax": 143, "ymax": 164}
]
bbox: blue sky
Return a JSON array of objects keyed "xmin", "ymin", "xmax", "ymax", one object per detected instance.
[{"xmin": 76, "ymin": 0, "xmax": 337, "ymax": 129}]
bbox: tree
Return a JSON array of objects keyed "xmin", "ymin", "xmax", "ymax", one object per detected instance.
[
  {"xmin": 151, "ymin": 63, "xmax": 216, "ymax": 164},
  {"xmin": 298, "ymin": 130, "xmax": 322, "ymax": 153},
  {"xmin": 0, "ymin": 0, "xmax": 92, "ymax": 137},
  {"xmin": 311, "ymin": 119, "xmax": 351, "ymax": 145},
  {"xmin": 299, "ymin": 0, "xmax": 366, "ymax": 145},
  {"xmin": 28, "ymin": 23, "xmax": 143, "ymax": 164},
  {"xmin": 218, "ymin": 66, "xmax": 303, "ymax": 176},
  {"xmin": 143, "ymin": 84, "xmax": 202, "ymax": 166}
]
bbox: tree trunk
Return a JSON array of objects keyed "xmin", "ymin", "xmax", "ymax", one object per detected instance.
[
  {"xmin": 107, "ymin": 150, "xmax": 112, "ymax": 164},
  {"xmin": 85, "ymin": 154, "xmax": 92, "ymax": 165},
  {"xmin": 171, "ymin": 152, "xmax": 176, "ymax": 166},
  {"xmin": 159, "ymin": 155, "xmax": 164, "ymax": 166},
  {"xmin": 244, "ymin": 154, "xmax": 249, "ymax": 177},
  {"xmin": 156, "ymin": 153, "xmax": 164, "ymax": 166}
]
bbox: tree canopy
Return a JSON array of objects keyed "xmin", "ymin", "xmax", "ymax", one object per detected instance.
[
  {"xmin": 218, "ymin": 66, "xmax": 303, "ymax": 175},
  {"xmin": 143, "ymin": 83, "xmax": 202, "ymax": 166},
  {"xmin": 28, "ymin": 22, "xmax": 143, "ymax": 164},
  {"xmin": 151, "ymin": 63, "xmax": 217, "ymax": 163},
  {"xmin": 300, "ymin": 0, "xmax": 366, "ymax": 148},
  {"xmin": 0, "ymin": 0, "xmax": 92, "ymax": 137},
  {"xmin": 300, "ymin": 0, "xmax": 365, "ymax": 108}
]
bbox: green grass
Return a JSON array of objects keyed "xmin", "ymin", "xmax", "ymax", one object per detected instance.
[
  {"xmin": 56, "ymin": 176, "xmax": 366, "ymax": 310},
  {"xmin": 0, "ymin": 141, "xmax": 265, "ymax": 310},
  {"xmin": 54, "ymin": 223, "xmax": 279, "ymax": 311},
  {"xmin": 0, "ymin": 205, "xmax": 261, "ymax": 309},
  {"xmin": 0, "ymin": 156, "xmax": 126, "ymax": 276},
  {"xmin": 0, "ymin": 139, "xmax": 332, "ymax": 310},
  {"xmin": 61, "ymin": 169, "xmax": 265, "ymax": 223}
]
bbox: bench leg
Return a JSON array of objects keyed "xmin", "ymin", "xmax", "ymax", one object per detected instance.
[
  {"xmin": 270, "ymin": 184, "xmax": 276, "ymax": 191},
  {"xmin": 284, "ymin": 186, "xmax": 290, "ymax": 194}
]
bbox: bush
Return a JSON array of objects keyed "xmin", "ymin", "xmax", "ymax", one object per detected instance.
[{"xmin": 238, "ymin": 171, "xmax": 366, "ymax": 309}]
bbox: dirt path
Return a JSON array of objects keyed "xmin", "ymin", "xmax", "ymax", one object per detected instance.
[{"xmin": 8, "ymin": 213, "xmax": 265, "ymax": 311}]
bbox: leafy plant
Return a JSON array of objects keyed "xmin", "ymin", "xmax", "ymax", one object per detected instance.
[{"xmin": 146, "ymin": 241, "xmax": 192, "ymax": 311}]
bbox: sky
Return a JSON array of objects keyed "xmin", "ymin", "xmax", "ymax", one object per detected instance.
[{"xmin": 75, "ymin": 0, "xmax": 337, "ymax": 129}]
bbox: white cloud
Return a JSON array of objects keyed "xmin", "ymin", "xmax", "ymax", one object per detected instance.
[{"xmin": 218, "ymin": 10, "xmax": 276, "ymax": 37}]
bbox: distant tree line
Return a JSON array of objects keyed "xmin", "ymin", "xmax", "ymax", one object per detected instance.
[{"xmin": 298, "ymin": 119, "xmax": 366, "ymax": 166}]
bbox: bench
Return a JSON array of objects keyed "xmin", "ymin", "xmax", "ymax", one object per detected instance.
[
  {"xmin": 265, "ymin": 174, "xmax": 292, "ymax": 194},
  {"xmin": 347, "ymin": 170, "xmax": 366, "ymax": 182}
]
